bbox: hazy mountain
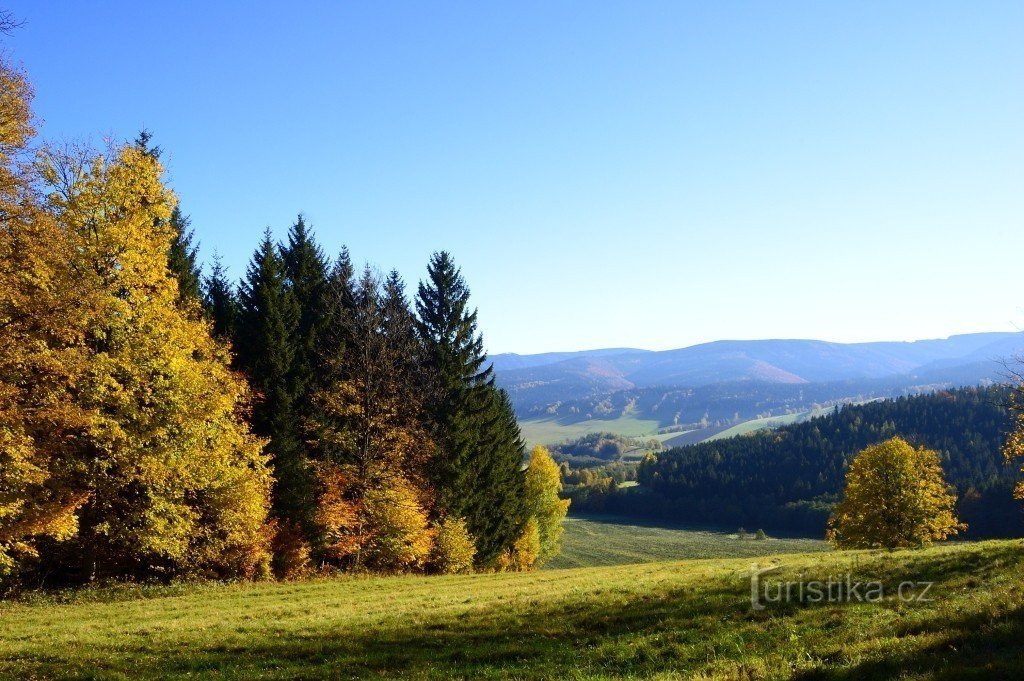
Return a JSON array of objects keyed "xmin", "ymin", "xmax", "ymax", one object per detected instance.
[{"xmin": 494, "ymin": 332, "xmax": 1024, "ymax": 418}]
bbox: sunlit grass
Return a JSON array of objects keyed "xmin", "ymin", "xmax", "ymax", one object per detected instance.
[
  {"xmin": 548, "ymin": 515, "xmax": 827, "ymax": 569},
  {"xmin": 1, "ymin": 539, "xmax": 1021, "ymax": 679}
]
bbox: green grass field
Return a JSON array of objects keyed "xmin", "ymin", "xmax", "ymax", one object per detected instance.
[
  {"xmin": 547, "ymin": 515, "xmax": 828, "ymax": 569},
  {"xmin": 518, "ymin": 407, "xmax": 833, "ymax": 450},
  {"xmin": 2, "ymin": 534, "xmax": 1022, "ymax": 679},
  {"xmin": 519, "ymin": 414, "xmax": 662, "ymax": 449}
]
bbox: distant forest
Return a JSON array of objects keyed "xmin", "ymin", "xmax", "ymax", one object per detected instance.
[{"xmin": 571, "ymin": 386, "xmax": 1024, "ymax": 538}]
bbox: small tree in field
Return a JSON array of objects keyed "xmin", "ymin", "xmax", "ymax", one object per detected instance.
[
  {"xmin": 524, "ymin": 446, "xmax": 570, "ymax": 566},
  {"xmin": 828, "ymin": 437, "xmax": 965, "ymax": 549},
  {"xmin": 1002, "ymin": 375, "xmax": 1024, "ymax": 503}
]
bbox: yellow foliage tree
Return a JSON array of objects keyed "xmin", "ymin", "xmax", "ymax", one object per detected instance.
[
  {"xmin": 430, "ymin": 517, "xmax": 476, "ymax": 574},
  {"xmin": 362, "ymin": 476, "xmax": 434, "ymax": 572},
  {"xmin": 497, "ymin": 517, "xmax": 541, "ymax": 572},
  {"xmin": 827, "ymin": 437, "xmax": 965, "ymax": 549},
  {"xmin": 0, "ymin": 59, "xmax": 92, "ymax": 576},
  {"xmin": 39, "ymin": 143, "xmax": 272, "ymax": 580},
  {"xmin": 524, "ymin": 446, "xmax": 570, "ymax": 566},
  {"xmin": 1003, "ymin": 381, "xmax": 1024, "ymax": 502}
]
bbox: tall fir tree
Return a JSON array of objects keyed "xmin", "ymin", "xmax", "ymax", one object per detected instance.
[
  {"xmin": 415, "ymin": 252, "xmax": 527, "ymax": 565},
  {"xmin": 166, "ymin": 206, "xmax": 202, "ymax": 304},
  {"xmin": 237, "ymin": 231, "xmax": 311, "ymax": 532},
  {"xmin": 319, "ymin": 247, "xmax": 357, "ymax": 366},
  {"xmin": 202, "ymin": 253, "xmax": 239, "ymax": 342},
  {"xmin": 281, "ymin": 215, "xmax": 329, "ymax": 405}
]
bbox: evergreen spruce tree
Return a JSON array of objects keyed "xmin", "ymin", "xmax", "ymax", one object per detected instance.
[
  {"xmin": 237, "ymin": 231, "xmax": 311, "ymax": 530},
  {"xmin": 281, "ymin": 215, "xmax": 329, "ymax": 404},
  {"xmin": 319, "ymin": 247, "xmax": 357, "ymax": 365},
  {"xmin": 415, "ymin": 252, "xmax": 527, "ymax": 564},
  {"xmin": 166, "ymin": 206, "xmax": 202, "ymax": 303},
  {"xmin": 202, "ymin": 253, "xmax": 239, "ymax": 342}
]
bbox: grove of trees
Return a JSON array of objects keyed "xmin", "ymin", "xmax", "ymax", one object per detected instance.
[
  {"xmin": 0, "ymin": 45, "xmax": 563, "ymax": 590},
  {"xmin": 570, "ymin": 386, "xmax": 1024, "ymax": 537}
]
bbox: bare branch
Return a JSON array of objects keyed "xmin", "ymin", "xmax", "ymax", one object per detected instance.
[{"xmin": 0, "ymin": 9, "xmax": 24, "ymax": 35}]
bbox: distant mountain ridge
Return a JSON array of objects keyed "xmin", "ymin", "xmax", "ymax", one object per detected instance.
[{"xmin": 493, "ymin": 332, "xmax": 1024, "ymax": 418}]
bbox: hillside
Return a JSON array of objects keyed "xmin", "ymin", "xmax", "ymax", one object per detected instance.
[
  {"xmin": 581, "ymin": 385, "xmax": 1024, "ymax": 537},
  {"xmin": 1, "ymin": 539, "xmax": 1021, "ymax": 679},
  {"xmin": 498, "ymin": 333, "xmax": 1024, "ymax": 447},
  {"xmin": 548, "ymin": 515, "xmax": 827, "ymax": 568}
]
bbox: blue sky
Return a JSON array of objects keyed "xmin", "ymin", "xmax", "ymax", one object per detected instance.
[{"xmin": 5, "ymin": 2, "xmax": 1023, "ymax": 354}]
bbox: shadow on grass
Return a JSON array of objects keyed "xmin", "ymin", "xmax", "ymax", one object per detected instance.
[
  {"xmin": 794, "ymin": 605, "xmax": 1024, "ymax": 681},
  {"xmin": 7, "ymin": 543, "xmax": 1024, "ymax": 679}
]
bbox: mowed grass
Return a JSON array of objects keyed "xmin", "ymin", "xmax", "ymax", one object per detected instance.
[
  {"xmin": 518, "ymin": 414, "xmax": 661, "ymax": 449},
  {"xmin": 2, "ymin": 540, "xmax": 1023, "ymax": 679},
  {"xmin": 547, "ymin": 515, "xmax": 828, "ymax": 569}
]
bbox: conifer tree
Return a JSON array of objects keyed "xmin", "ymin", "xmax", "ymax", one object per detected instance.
[
  {"xmin": 202, "ymin": 253, "xmax": 239, "ymax": 342},
  {"xmin": 237, "ymin": 231, "xmax": 310, "ymax": 531},
  {"xmin": 319, "ymin": 247, "xmax": 357, "ymax": 363},
  {"xmin": 415, "ymin": 252, "xmax": 527, "ymax": 564},
  {"xmin": 281, "ymin": 215, "xmax": 329, "ymax": 404},
  {"xmin": 166, "ymin": 206, "xmax": 202, "ymax": 304}
]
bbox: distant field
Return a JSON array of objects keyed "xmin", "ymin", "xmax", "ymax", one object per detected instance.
[
  {"xmin": 519, "ymin": 414, "xmax": 661, "ymax": 448},
  {"xmin": 547, "ymin": 515, "xmax": 828, "ymax": 569},
  {"xmin": 2, "ymin": 539, "xmax": 1021, "ymax": 678},
  {"xmin": 519, "ymin": 407, "xmax": 837, "ymax": 450}
]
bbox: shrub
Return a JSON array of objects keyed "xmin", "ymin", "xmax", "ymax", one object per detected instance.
[{"xmin": 430, "ymin": 518, "xmax": 476, "ymax": 574}]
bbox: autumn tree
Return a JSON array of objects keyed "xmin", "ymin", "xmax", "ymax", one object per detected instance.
[
  {"xmin": 40, "ymin": 142, "xmax": 272, "ymax": 581},
  {"xmin": 1003, "ymin": 373, "xmax": 1024, "ymax": 503},
  {"xmin": 311, "ymin": 268, "xmax": 434, "ymax": 569},
  {"xmin": 0, "ymin": 58, "xmax": 91, "ymax": 577},
  {"xmin": 524, "ymin": 446, "xmax": 570, "ymax": 566},
  {"xmin": 827, "ymin": 437, "xmax": 965, "ymax": 549},
  {"xmin": 498, "ymin": 518, "xmax": 541, "ymax": 572},
  {"xmin": 430, "ymin": 517, "xmax": 476, "ymax": 574}
]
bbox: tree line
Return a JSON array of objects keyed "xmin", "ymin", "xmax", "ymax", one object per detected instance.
[
  {"xmin": 0, "ymin": 51, "xmax": 567, "ymax": 589},
  {"xmin": 569, "ymin": 385, "xmax": 1024, "ymax": 537}
]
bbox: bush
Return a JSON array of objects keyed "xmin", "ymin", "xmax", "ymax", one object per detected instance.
[
  {"xmin": 271, "ymin": 520, "xmax": 312, "ymax": 580},
  {"xmin": 430, "ymin": 518, "xmax": 476, "ymax": 574},
  {"xmin": 498, "ymin": 518, "xmax": 540, "ymax": 572}
]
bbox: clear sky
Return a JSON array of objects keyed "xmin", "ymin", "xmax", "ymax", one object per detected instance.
[{"xmin": 5, "ymin": 2, "xmax": 1023, "ymax": 354}]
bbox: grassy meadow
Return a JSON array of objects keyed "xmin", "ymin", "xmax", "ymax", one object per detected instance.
[
  {"xmin": 548, "ymin": 515, "xmax": 828, "ymax": 569},
  {"xmin": 2, "ymin": 534, "xmax": 1022, "ymax": 679},
  {"xmin": 519, "ymin": 407, "xmax": 839, "ymax": 450},
  {"xmin": 519, "ymin": 414, "xmax": 663, "ymax": 449}
]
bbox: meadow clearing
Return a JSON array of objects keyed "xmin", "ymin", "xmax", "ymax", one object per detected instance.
[{"xmin": 1, "ymin": 520, "xmax": 1020, "ymax": 679}]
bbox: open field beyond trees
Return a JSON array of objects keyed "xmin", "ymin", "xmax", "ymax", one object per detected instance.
[
  {"xmin": 1, "ymin": 538, "xmax": 1021, "ymax": 679},
  {"xmin": 547, "ymin": 515, "xmax": 828, "ymax": 569}
]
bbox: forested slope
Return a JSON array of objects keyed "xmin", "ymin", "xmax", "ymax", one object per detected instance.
[{"xmin": 577, "ymin": 386, "xmax": 1023, "ymax": 536}]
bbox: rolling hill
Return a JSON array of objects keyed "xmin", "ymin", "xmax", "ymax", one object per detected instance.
[
  {"xmin": 2, "ymin": 538, "xmax": 1021, "ymax": 679},
  {"xmin": 497, "ymin": 332, "xmax": 1024, "ymax": 446}
]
